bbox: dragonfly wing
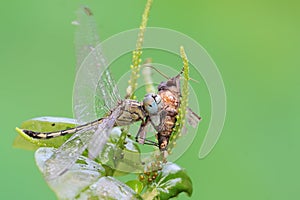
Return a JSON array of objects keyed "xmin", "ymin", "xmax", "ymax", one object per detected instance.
[
  {"xmin": 44, "ymin": 126, "xmax": 94, "ymax": 180},
  {"xmin": 88, "ymin": 107, "xmax": 121, "ymax": 159},
  {"xmin": 43, "ymin": 112, "xmax": 118, "ymax": 180},
  {"xmin": 179, "ymin": 107, "xmax": 201, "ymax": 136},
  {"xmin": 73, "ymin": 6, "xmax": 121, "ymax": 124},
  {"xmin": 186, "ymin": 107, "xmax": 201, "ymax": 128},
  {"xmin": 35, "ymin": 147, "xmax": 105, "ymax": 200}
]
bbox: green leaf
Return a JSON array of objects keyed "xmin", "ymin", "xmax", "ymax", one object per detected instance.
[
  {"xmin": 126, "ymin": 180, "xmax": 144, "ymax": 194},
  {"xmin": 14, "ymin": 116, "xmax": 77, "ymax": 150},
  {"xmin": 97, "ymin": 128, "xmax": 143, "ymax": 176},
  {"xmin": 35, "ymin": 146, "xmax": 143, "ymax": 200},
  {"xmin": 147, "ymin": 162, "xmax": 193, "ymax": 200},
  {"xmin": 35, "ymin": 147, "xmax": 106, "ymax": 200}
]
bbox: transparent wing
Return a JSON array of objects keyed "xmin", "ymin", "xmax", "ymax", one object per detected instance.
[
  {"xmin": 35, "ymin": 148, "xmax": 105, "ymax": 200},
  {"xmin": 72, "ymin": 6, "xmax": 121, "ymax": 124},
  {"xmin": 87, "ymin": 108, "xmax": 121, "ymax": 159},
  {"xmin": 43, "ymin": 108, "xmax": 120, "ymax": 180},
  {"xmin": 44, "ymin": 127, "xmax": 94, "ymax": 180},
  {"xmin": 186, "ymin": 107, "xmax": 201, "ymax": 128},
  {"xmin": 180, "ymin": 108, "xmax": 201, "ymax": 136}
]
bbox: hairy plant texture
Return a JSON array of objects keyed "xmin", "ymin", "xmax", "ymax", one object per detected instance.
[
  {"xmin": 168, "ymin": 46, "xmax": 190, "ymax": 153},
  {"xmin": 142, "ymin": 58, "xmax": 156, "ymax": 94},
  {"xmin": 126, "ymin": 0, "xmax": 153, "ymax": 99}
]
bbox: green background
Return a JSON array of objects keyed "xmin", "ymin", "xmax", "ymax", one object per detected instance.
[{"xmin": 1, "ymin": 0, "xmax": 299, "ymax": 199}]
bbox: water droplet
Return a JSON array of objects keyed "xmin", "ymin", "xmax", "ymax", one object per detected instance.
[
  {"xmin": 90, "ymin": 184, "xmax": 96, "ymax": 190},
  {"xmin": 89, "ymin": 46, "xmax": 95, "ymax": 51},
  {"xmin": 75, "ymin": 140, "xmax": 81, "ymax": 145},
  {"xmin": 103, "ymin": 191, "xmax": 108, "ymax": 197},
  {"xmin": 71, "ymin": 20, "xmax": 80, "ymax": 26}
]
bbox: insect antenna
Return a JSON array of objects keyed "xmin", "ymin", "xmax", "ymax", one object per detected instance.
[
  {"xmin": 187, "ymin": 75, "xmax": 199, "ymax": 83},
  {"xmin": 142, "ymin": 61, "xmax": 170, "ymax": 80},
  {"xmin": 142, "ymin": 60, "xmax": 199, "ymax": 83}
]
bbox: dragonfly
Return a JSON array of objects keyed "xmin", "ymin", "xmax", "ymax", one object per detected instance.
[
  {"xmin": 17, "ymin": 7, "xmax": 149, "ymax": 179},
  {"xmin": 18, "ymin": 6, "xmax": 200, "ymax": 180}
]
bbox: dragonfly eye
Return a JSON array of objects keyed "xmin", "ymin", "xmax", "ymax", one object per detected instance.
[
  {"xmin": 153, "ymin": 94, "xmax": 162, "ymax": 105},
  {"xmin": 143, "ymin": 93, "xmax": 159, "ymax": 115}
]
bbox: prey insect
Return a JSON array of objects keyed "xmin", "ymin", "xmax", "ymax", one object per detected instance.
[{"xmin": 137, "ymin": 66, "xmax": 201, "ymax": 151}]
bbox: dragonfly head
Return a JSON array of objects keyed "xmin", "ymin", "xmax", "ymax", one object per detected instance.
[{"xmin": 143, "ymin": 93, "xmax": 162, "ymax": 115}]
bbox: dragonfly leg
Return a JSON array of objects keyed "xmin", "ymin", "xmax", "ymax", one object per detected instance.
[
  {"xmin": 136, "ymin": 135, "xmax": 158, "ymax": 147},
  {"xmin": 143, "ymin": 138, "xmax": 158, "ymax": 146},
  {"xmin": 136, "ymin": 116, "xmax": 150, "ymax": 144},
  {"xmin": 136, "ymin": 116, "xmax": 159, "ymax": 147}
]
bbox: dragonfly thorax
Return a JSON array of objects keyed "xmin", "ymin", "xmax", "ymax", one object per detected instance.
[{"xmin": 114, "ymin": 99, "xmax": 146, "ymax": 126}]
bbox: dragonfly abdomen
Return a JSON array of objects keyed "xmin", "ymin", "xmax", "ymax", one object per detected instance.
[
  {"xmin": 20, "ymin": 118, "xmax": 104, "ymax": 139},
  {"xmin": 20, "ymin": 100, "xmax": 145, "ymax": 140},
  {"xmin": 22, "ymin": 129, "xmax": 74, "ymax": 139}
]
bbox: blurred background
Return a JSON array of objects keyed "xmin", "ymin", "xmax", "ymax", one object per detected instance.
[{"xmin": 0, "ymin": 0, "xmax": 299, "ymax": 199}]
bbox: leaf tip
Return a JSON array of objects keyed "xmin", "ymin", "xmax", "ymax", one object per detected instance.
[{"xmin": 15, "ymin": 127, "xmax": 23, "ymax": 135}]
